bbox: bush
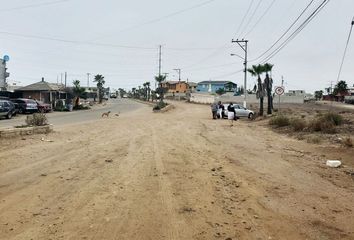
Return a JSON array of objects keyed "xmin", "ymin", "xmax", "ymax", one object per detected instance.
[
  {"xmin": 25, "ymin": 113, "xmax": 48, "ymax": 126},
  {"xmin": 291, "ymin": 118, "xmax": 307, "ymax": 131},
  {"xmin": 343, "ymin": 137, "xmax": 353, "ymax": 148},
  {"xmin": 322, "ymin": 112, "xmax": 343, "ymax": 126},
  {"xmin": 269, "ymin": 115, "xmax": 290, "ymax": 127},
  {"xmin": 309, "ymin": 117, "xmax": 336, "ymax": 134},
  {"xmin": 153, "ymin": 101, "xmax": 168, "ymax": 111}
]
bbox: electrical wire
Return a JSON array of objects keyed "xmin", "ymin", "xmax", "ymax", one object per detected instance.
[
  {"xmin": 259, "ymin": 0, "xmax": 330, "ymax": 63},
  {"xmin": 234, "ymin": 0, "xmax": 255, "ymax": 38},
  {"xmin": 244, "ymin": 0, "xmax": 277, "ymax": 37},
  {"xmin": 238, "ymin": 0, "xmax": 264, "ymax": 38},
  {"xmin": 89, "ymin": 0, "xmax": 219, "ymax": 41},
  {"xmin": 0, "ymin": 31, "xmax": 158, "ymax": 50},
  {"xmin": 0, "ymin": 0, "xmax": 71, "ymax": 12},
  {"xmin": 249, "ymin": 0, "xmax": 316, "ymax": 62},
  {"xmin": 336, "ymin": 16, "xmax": 354, "ymax": 82}
]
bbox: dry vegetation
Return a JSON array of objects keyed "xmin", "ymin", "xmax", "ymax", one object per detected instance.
[{"xmin": 265, "ymin": 102, "xmax": 354, "ymax": 147}]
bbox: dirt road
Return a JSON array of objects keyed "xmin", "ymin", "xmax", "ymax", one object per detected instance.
[{"xmin": 1, "ymin": 101, "xmax": 353, "ymax": 240}]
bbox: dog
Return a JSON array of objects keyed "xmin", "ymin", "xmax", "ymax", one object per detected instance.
[{"xmin": 101, "ymin": 111, "xmax": 111, "ymax": 118}]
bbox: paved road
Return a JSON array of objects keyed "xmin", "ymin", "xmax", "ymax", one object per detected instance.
[{"xmin": 0, "ymin": 98, "xmax": 144, "ymax": 128}]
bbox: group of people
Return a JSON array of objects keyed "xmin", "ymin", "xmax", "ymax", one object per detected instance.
[{"xmin": 211, "ymin": 101, "xmax": 237, "ymax": 126}]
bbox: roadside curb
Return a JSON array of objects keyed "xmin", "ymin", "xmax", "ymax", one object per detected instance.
[{"xmin": 0, "ymin": 125, "xmax": 54, "ymax": 138}]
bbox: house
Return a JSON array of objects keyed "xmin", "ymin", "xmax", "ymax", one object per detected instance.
[
  {"xmin": 15, "ymin": 78, "xmax": 66, "ymax": 104},
  {"xmin": 188, "ymin": 82, "xmax": 198, "ymax": 93},
  {"xmin": 161, "ymin": 81, "xmax": 189, "ymax": 93},
  {"xmin": 196, "ymin": 81, "xmax": 237, "ymax": 93}
]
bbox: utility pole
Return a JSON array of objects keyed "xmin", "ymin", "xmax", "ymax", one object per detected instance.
[
  {"xmin": 158, "ymin": 45, "xmax": 162, "ymax": 76},
  {"xmin": 173, "ymin": 68, "xmax": 181, "ymax": 82},
  {"xmin": 87, "ymin": 73, "xmax": 91, "ymax": 88},
  {"xmin": 61, "ymin": 73, "xmax": 63, "ymax": 85},
  {"xmin": 232, "ymin": 39, "xmax": 248, "ymax": 108},
  {"xmin": 64, "ymin": 72, "xmax": 67, "ymax": 88}
]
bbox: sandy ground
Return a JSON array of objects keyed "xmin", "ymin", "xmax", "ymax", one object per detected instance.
[{"xmin": 0, "ymin": 101, "xmax": 353, "ymax": 240}]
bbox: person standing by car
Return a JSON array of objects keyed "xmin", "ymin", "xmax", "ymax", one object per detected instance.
[
  {"xmin": 211, "ymin": 102, "xmax": 218, "ymax": 119},
  {"xmin": 217, "ymin": 101, "xmax": 225, "ymax": 119},
  {"xmin": 227, "ymin": 102, "xmax": 237, "ymax": 126}
]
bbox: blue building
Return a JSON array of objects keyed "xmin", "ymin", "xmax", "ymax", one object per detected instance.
[{"xmin": 196, "ymin": 81, "xmax": 237, "ymax": 94}]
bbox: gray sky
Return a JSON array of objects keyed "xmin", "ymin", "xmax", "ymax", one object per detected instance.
[{"xmin": 1, "ymin": 0, "xmax": 353, "ymax": 93}]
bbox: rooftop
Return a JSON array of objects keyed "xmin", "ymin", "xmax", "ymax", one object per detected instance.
[{"xmin": 16, "ymin": 80, "xmax": 65, "ymax": 92}]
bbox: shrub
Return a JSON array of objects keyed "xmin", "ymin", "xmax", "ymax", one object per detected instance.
[
  {"xmin": 322, "ymin": 112, "xmax": 343, "ymax": 126},
  {"xmin": 343, "ymin": 137, "xmax": 353, "ymax": 148},
  {"xmin": 309, "ymin": 113, "xmax": 340, "ymax": 134},
  {"xmin": 291, "ymin": 118, "xmax": 307, "ymax": 131},
  {"xmin": 153, "ymin": 101, "xmax": 168, "ymax": 111},
  {"xmin": 309, "ymin": 117, "xmax": 336, "ymax": 134},
  {"xmin": 25, "ymin": 113, "xmax": 48, "ymax": 126},
  {"xmin": 269, "ymin": 115, "xmax": 290, "ymax": 127}
]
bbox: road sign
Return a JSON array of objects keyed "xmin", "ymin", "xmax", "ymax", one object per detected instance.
[
  {"xmin": 3, "ymin": 55, "xmax": 10, "ymax": 62},
  {"xmin": 275, "ymin": 86, "xmax": 285, "ymax": 95}
]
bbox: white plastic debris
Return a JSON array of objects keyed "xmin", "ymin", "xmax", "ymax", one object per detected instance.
[{"xmin": 326, "ymin": 160, "xmax": 342, "ymax": 168}]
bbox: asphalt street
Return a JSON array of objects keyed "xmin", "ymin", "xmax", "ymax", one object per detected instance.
[{"xmin": 0, "ymin": 98, "xmax": 144, "ymax": 129}]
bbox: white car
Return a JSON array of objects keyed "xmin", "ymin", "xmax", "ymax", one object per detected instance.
[{"xmin": 219, "ymin": 104, "xmax": 254, "ymax": 119}]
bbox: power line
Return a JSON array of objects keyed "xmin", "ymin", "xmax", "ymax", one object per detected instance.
[
  {"xmin": 211, "ymin": 69, "xmax": 244, "ymax": 79},
  {"xmin": 0, "ymin": 31, "xmax": 158, "ymax": 50},
  {"xmin": 336, "ymin": 16, "xmax": 354, "ymax": 83},
  {"xmin": 244, "ymin": 0, "xmax": 277, "ymax": 37},
  {"xmin": 234, "ymin": 0, "xmax": 255, "ymax": 38},
  {"xmin": 0, "ymin": 0, "xmax": 71, "ymax": 12},
  {"xmin": 259, "ymin": 0, "xmax": 330, "ymax": 63},
  {"xmin": 249, "ymin": 0, "xmax": 316, "ymax": 62},
  {"xmin": 239, "ymin": 0, "xmax": 264, "ymax": 38},
  {"xmin": 89, "ymin": 0, "xmax": 219, "ymax": 41}
]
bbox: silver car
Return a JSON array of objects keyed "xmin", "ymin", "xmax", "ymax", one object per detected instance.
[{"xmin": 219, "ymin": 104, "xmax": 254, "ymax": 119}]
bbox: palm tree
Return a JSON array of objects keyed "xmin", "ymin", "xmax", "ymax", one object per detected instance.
[
  {"xmin": 94, "ymin": 74, "xmax": 105, "ymax": 103},
  {"xmin": 72, "ymin": 80, "xmax": 86, "ymax": 108},
  {"xmin": 248, "ymin": 64, "xmax": 265, "ymax": 116},
  {"xmin": 263, "ymin": 63, "xmax": 274, "ymax": 114},
  {"xmin": 155, "ymin": 75, "xmax": 167, "ymax": 102}
]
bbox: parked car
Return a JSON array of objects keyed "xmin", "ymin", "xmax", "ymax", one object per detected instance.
[
  {"xmin": 0, "ymin": 99, "xmax": 17, "ymax": 119},
  {"xmin": 35, "ymin": 100, "xmax": 52, "ymax": 113},
  {"xmin": 219, "ymin": 104, "xmax": 254, "ymax": 119},
  {"xmin": 11, "ymin": 98, "xmax": 38, "ymax": 114},
  {"xmin": 110, "ymin": 93, "xmax": 117, "ymax": 98}
]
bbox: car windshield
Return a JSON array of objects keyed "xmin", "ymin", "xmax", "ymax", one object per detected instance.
[{"xmin": 26, "ymin": 100, "xmax": 37, "ymax": 104}]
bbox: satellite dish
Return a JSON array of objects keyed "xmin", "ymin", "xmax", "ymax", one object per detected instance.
[{"xmin": 3, "ymin": 55, "xmax": 10, "ymax": 62}]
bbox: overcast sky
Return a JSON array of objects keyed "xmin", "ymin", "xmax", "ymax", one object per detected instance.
[{"xmin": 1, "ymin": 0, "xmax": 353, "ymax": 93}]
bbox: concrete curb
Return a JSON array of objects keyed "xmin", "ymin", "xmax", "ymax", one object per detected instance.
[{"xmin": 0, "ymin": 125, "xmax": 54, "ymax": 138}]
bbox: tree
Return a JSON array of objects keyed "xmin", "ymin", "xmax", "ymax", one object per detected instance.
[
  {"xmin": 225, "ymin": 82, "xmax": 234, "ymax": 92},
  {"xmin": 263, "ymin": 63, "xmax": 274, "ymax": 114},
  {"xmin": 94, "ymin": 74, "xmax": 105, "ymax": 103},
  {"xmin": 216, "ymin": 88, "xmax": 226, "ymax": 95},
  {"xmin": 333, "ymin": 80, "xmax": 348, "ymax": 96},
  {"xmin": 118, "ymin": 88, "xmax": 126, "ymax": 98},
  {"xmin": 155, "ymin": 75, "xmax": 167, "ymax": 102},
  {"xmin": 72, "ymin": 80, "xmax": 86, "ymax": 108},
  {"xmin": 248, "ymin": 64, "xmax": 265, "ymax": 116},
  {"xmin": 314, "ymin": 90, "xmax": 323, "ymax": 100}
]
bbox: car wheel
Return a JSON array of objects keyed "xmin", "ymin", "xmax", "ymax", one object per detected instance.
[
  {"xmin": 6, "ymin": 112, "xmax": 12, "ymax": 119},
  {"xmin": 248, "ymin": 113, "xmax": 254, "ymax": 119}
]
